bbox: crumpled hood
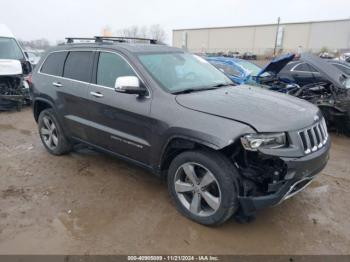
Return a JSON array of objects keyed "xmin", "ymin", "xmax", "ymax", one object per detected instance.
[
  {"xmin": 176, "ymin": 85, "xmax": 320, "ymax": 132},
  {"xmin": 257, "ymin": 53, "xmax": 295, "ymax": 77}
]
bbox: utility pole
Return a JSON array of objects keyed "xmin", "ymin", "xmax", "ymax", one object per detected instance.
[{"xmin": 273, "ymin": 17, "xmax": 281, "ymax": 57}]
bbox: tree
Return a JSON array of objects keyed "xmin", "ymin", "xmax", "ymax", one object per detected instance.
[
  {"xmin": 149, "ymin": 24, "xmax": 166, "ymax": 42},
  {"xmin": 112, "ymin": 24, "xmax": 167, "ymax": 42},
  {"xmin": 117, "ymin": 25, "xmax": 141, "ymax": 38},
  {"xmin": 18, "ymin": 38, "xmax": 51, "ymax": 50}
]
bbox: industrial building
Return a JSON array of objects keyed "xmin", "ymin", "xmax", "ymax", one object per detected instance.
[{"xmin": 173, "ymin": 18, "xmax": 350, "ymax": 56}]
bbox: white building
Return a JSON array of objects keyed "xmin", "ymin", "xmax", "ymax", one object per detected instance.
[{"xmin": 173, "ymin": 18, "xmax": 350, "ymax": 56}]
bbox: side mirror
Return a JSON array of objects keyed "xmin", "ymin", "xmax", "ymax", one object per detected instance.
[
  {"xmin": 22, "ymin": 60, "xmax": 33, "ymax": 75},
  {"xmin": 115, "ymin": 76, "xmax": 146, "ymax": 96}
]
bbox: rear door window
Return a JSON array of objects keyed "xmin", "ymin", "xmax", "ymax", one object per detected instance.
[
  {"xmin": 41, "ymin": 51, "xmax": 68, "ymax": 76},
  {"xmin": 63, "ymin": 51, "xmax": 94, "ymax": 82}
]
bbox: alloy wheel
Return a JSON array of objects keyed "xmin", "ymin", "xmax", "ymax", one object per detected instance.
[
  {"xmin": 40, "ymin": 116, "xmax": 59, "ymax": 150},
  {"xmin": 174, "ymin": 162, "xmax": 221, "ymax": 217}
]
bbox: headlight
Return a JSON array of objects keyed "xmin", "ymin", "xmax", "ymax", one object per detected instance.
[{"xmin": 240, "ymin": 133, "xmax": 287, "ymax": 151}]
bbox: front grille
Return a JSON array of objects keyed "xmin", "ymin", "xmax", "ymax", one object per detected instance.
[{"xmin": 298, "ymin": 118, "xmax": 328, "ymax": 155}]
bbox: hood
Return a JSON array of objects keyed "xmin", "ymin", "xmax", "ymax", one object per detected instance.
[
  {"xmin": 257, "ymin": 53, "xmax": 295, "ymax": 77},
  {"xmin": 0, "ymin": 59, "xmax": 22, "ymax": 76},
  {"xmin": 176, "ymin": 85, "xmax": 320, "ymax": 132},
  {"xmin": 301, "ymin": 53, "xmax": 347, "ymax": 89}
]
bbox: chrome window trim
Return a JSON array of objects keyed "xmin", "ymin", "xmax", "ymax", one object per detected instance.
[
  {"xmin": 290, "ymin": 62, "xmax": 320, "ymax": 74},
  {"xmin": 290, "ymin": 62, "xmax": 302, "ymax": 72},
  {"xmin": 38, "ymin": 49, "xmax": 151, "ymax": 98}
]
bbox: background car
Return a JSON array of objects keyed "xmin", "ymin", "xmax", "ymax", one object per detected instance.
[
  {"xmin": 278, "ymin": 59, "xmax": 350, "ymax": 86},
  {"xmin": 340, "ymin": 52, "xmax": 350, "ymax": 63},
  {"xmin": 242, "ymin": 52, "xmax": 257, "ymax": 60},
  {"xmin": 319, "ymin": 52, "xmax": 335, "ymax": 59},
  {"xmin": 206, "ymin": 54, "xmax": 295, "ymax": 88},
  {"xmin": 0, "ymin": 24, "xmax": 32, "ymax": 110},
  {"xmin": 205, "ymin": 56, "xmax": 247, "ymax": 84},
  {"xmin": 227, "ymin": 51, "xmax": 241, "ymax": 58}
]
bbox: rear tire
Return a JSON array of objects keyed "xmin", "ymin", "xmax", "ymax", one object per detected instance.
[
  {"xmin": 167, "ymin": 150, "xmax": 239, "ymax": 226},
  {"xmin": 38, "ymin": 108, "xmax": 72, "ymax": 155}
]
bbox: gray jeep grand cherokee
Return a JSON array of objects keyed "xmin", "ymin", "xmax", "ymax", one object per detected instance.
[{"xmin": 31, "ymin": 37, "xmax": 330, "ymax": 225}]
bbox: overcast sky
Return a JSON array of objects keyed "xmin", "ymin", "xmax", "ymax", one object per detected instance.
[{"xmin": 2, "ymin": 0, "xmax": 350, "ymax": 44}]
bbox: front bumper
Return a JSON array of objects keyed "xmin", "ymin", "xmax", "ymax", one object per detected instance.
[{"xmin": 238, "ymin": 139, "xmax": 330, "ymax": 215}]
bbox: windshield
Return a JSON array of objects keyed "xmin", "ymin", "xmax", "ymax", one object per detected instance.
[
  {"xmin": 236, "ymin": 60, "xmax": 269, "ymax": 77},
  {"xmin": 138, "ymin": 52, "xmax": 232, "ymax": 93},
  {"xmin": 0, "ymin": 37, "xmax": 24, "ymax": 60}
]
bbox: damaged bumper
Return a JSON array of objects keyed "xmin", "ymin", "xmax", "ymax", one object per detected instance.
[
  {"xmin": 238, "ymin": 139, "xmax": 330, "ymax": 215},
  {"xmin": 0, "ymin": 77, "xmax": 30, "ymax": 111}
]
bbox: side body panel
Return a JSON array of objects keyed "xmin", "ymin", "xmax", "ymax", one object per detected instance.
[{"xmin": 32, "ymin": 45, "xmax": 256, "ymax": 173}]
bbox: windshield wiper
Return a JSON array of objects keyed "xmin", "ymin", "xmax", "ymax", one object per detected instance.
[
  {"xmin": 172, "ymin": 87, "xmax": 219, "ymax": 95},
  {"xmin": 210, "ymin": 83, "xmax": 233, "ymax": 88}
]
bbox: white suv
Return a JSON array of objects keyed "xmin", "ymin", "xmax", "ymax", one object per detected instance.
[{"xmin": 0, "ymin": 24, "xmax": 32, "ymax": 110}]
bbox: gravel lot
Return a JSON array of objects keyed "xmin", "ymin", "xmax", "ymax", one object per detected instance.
[{"xmin": 0, "ymin": 108, "xmax": 349, "ymax": 255}]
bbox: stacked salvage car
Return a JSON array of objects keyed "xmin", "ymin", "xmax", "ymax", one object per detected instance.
[
  {"xmin": 0, "ymin": 24, "xmax": 32, "ymax": 111},
  {"xmin": 206, "ymin": 53, "xmax": 350, "ymax": 136}
]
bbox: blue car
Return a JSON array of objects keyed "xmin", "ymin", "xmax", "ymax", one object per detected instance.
[{"xmin": 206, "ymin": 54, "xmax": 299, "ymax": 93}]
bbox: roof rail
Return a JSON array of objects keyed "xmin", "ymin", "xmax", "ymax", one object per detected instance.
[
  {"xmin": 65, "ymin": 37, "xmax": 96, "ymax": 44},
  {"xmin": 64, "ymin": 36, "xmax": 160, "ymax": 45},
  {"xmin": 94, "ymin": 36, "xmax": 158, "ymax": 44}
]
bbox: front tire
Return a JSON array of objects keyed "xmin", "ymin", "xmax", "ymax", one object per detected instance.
[
  {"xmin": 168, "ymin": 150, "xmax": 239, "ymax": 226},
  {"xmin": 38, "ymin": 108, "xmax": 72, "ymax": 155}
]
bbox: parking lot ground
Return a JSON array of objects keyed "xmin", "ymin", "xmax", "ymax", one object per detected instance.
[{"xmin": 0, "ymin": 108, "xmax": 349, "ymax": 255}]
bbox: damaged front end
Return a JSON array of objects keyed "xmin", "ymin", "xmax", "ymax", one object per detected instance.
[
  {"xmin": 0, "ymin": 59, "xmax": 30, "ymax": 111},
  {"xmin": 224, "ymin": 118, "xmax": 330, "ymax": 216}
]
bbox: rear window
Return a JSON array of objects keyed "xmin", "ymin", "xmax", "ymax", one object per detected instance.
[
  {"xmin": 63, "ymin": 51, "xmax": 93, "ymax": 82},
  {"xmin": 41, "ymin": 52, "xmax": 68, "ymax": 76}
]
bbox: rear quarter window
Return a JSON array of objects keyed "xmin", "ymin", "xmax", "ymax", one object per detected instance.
[
  {"xmin": 63, "ymin": 51, "xmax": 94, "ymax": 82},
  {"xmin": 40, "ymin": 51, "xmax": 68, "ymax": 76}
]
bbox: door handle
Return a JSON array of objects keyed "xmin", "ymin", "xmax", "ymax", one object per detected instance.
[
  {"xmin": 52, "ymin": 82, "xmax": 63, "ymax": 87},
  {"xmin": 90, "ymin": 91, "xmax": 104, "ymax": 98}
]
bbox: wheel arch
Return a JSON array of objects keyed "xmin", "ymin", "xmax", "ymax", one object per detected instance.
[
  {"xmin": 157, "ymin": 135, "xmax": 240, "ymax": 177},
  {"xmin": 33, "ymin": 98, "xmax": 55, "ymax": 122}
]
